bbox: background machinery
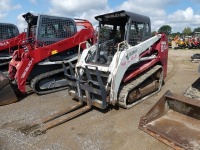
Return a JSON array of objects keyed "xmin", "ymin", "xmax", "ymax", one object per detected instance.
[
  {"xmin": 191, "ymin": 32, "xmax": 200, "ymax": 62},
  {"xmin": 0, "ymin": 23, "xmax": 26, "ymax": 68},
  {"xmin": 20, "ymin": 10, "xmax": 169, "ymax": 136},
  {"xmin": 0, "ymin": 12, "xmax": 96, "ymax": 106}
]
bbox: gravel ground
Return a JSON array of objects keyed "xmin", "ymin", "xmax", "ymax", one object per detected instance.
[
  {"xmin": 0, "ymin": 49, "xmax": 199, "ymax": 150},
  {"xmin": 184, "ymin": 77, "xmax": 200, "ymax": 100}
]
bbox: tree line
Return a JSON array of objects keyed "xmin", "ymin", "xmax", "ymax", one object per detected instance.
[{"xmin": 152, "ymin": 25, "xmax": 200, "ymax": 37}]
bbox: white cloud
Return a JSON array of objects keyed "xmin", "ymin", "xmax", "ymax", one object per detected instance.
[
  {"xmin": 12, "ymin": 4, "xmax": 21, "ymax": 10},
  {"xmin": 117, "ymin": 0, "xmax": 174, "ymax": 10},
  {"xmin": 48, "ymin": 0, "xmax": 111, "ymax": 25},
  {"xmin": 47, "ymin": 0, "xmax": 172, "ymax": 29},
  {"xmin": 16, "ymin": 13, "xmax": 28, "ymax": 33},
  {"xmin": 13, "ymin": 0, "xmax": 200, "ymax": 34},
  {"xmin": 115, "ymin": 0, "xmax": 200, "ymax": 32},
  {"xmin": 167, "ymin": 7, "xmax": 200, "ymax": 32},
  {"xmin": 16, "ymin": 11, "xmax": 38, "ymax": 33},
  {"xmin": 0, "ymin": 13, "xmax": 7, "ymax": 19},
  {"xmin": 0, "ymin": 0, "xmax": 21, "ymax": 19},
  {"xmin": 115, "ymin": 0, "xmax": 170, "ymax": 31},
  {"xmin": 168, "ymin": 7, "xmax": 194, "ymax": 22},
  {"xmin": 49, "ymin": 0, "xmax": 108, "ymax": 15}
]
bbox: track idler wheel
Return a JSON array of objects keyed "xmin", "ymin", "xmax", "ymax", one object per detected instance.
[{"xmin": 0, "ymin": 71, "xmax": 18, "ymax": 106}]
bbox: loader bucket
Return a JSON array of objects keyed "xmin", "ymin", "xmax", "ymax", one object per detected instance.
[
  {"xmin": 0, "ymin": 71, "xmax": 18, "ymax": 106},
  {"xmin": 139, "ymin": 91, "xmax": 200, "ymax": 150}
]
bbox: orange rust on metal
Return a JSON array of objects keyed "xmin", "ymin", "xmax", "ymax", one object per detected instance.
[{"xmin": 139, "ymin": 91, "xmax": 200, "ymax": 150}]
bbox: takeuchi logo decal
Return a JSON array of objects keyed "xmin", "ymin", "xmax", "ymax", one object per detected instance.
[
  {"xmin": 161, "ymin": 41, "xmax": 167, "ymax": 52},
  {"xmin": 121, "ymin": 49, "xmax": 137, "ymax": 67},
  {"xmin": 21, "ymin": 58, "xmax": 34, "ymax": 79},
  {"xmin": 121, "ymin": 54, "xmax": 137, "ymax": 67}
]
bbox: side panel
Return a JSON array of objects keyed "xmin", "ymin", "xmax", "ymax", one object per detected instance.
[
  {"xmin": 152, "ymin": 33, "xmax": 168, "ymax": 77},
  {"xmin": 109, "ymin": 34, "xmax": 163, "ymax": 104}
]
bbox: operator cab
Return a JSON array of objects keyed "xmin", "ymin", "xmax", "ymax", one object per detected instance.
[
  {"xmin": 88, "ymin": 10, "xmax": 151, "ymax": 65},
  {"xmin": 0, "ymin": 23, "xmax": 19, "ymax": 41},
  {"xmin": 22, "ymin": 12, "xmax": 77, "ymax": 45}
]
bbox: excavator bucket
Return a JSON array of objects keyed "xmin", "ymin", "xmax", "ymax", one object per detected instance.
[
  {"xmin": 139, "ymin": 91, "xmax": 200, "ymax": 150},
  {"xmin": 0, "ymin": 71, "xmax": 18, "ymax": 106}
]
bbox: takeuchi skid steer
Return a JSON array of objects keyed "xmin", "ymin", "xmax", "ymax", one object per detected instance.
[
  {"xmin": 66, "ymin": 10, "xmax": 168, "ymax": 109},
  {"xmin": 20, "ymin": 10, "xmax": 168, "ymax": 136},
  {"xmin": 0, "ymin": 23, "xmax": 26, "ymax": 67},
  {"xmin": 0, "ymin": 12, "xmax": 96, "ymax": 106}
]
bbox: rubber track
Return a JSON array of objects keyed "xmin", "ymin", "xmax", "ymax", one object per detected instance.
[
  {"xmin": 118, "ymin": 65, "xmax": 162, "ymax": 108},
  {"xmin": 30, "ymin": 68, "xmax": 68, "ymax": 95}
]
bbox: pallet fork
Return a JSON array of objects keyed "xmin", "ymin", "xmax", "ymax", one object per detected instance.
[
  {"xmin": 20, "ymin": 98, "xmax": 91, "ymax": 136},
  {"xmin": 19, "ymin": 63, "xmax": 92, "ymax": 136}
]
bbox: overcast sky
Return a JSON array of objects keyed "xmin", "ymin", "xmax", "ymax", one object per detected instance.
[{"xmin": 1, "ymin": 0, "xmax": 200, "ymax": 33}]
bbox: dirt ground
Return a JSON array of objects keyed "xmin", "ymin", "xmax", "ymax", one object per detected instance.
[{"xmin": 0, "ymin": 49, "xmax": 199, "ymax": 150}]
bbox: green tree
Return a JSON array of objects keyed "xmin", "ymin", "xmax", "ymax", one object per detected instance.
[
  {"xmin": 170, "ymin": 32, "xmax": 181, "ymax": 38},
  {"xmin": 158, "ymin": 25, "xmax": 172, "ymax": 35},
  {"xmin": 182, "ymin": 27, "xmax": 192, "ymax": 35},
  {"xmin": 151, "ymin": 31, "xmax": 157, "ymax": 37},
  {"xmin": 193, "ymin": 27, "xmax": 200, "ymax": 33}
]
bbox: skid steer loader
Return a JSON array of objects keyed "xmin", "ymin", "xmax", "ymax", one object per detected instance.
[
  {"xmin": 0, "ymin": 12, "xmax": 96, "ymax": 106},
  {"xmin": 19, "ymin": 10, "xmax": 168, "ymax": 136},
  {"xmin": 0, "ymin": 23, "xmax": 26, "ymax": 67}
]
